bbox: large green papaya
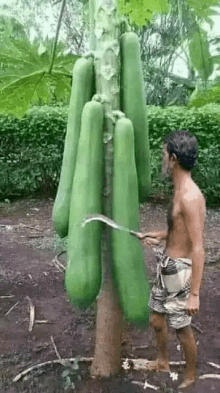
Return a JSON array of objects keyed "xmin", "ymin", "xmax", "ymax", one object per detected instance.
[
  {"xmin": 120, "ymin": 32, "xmax": 151, "ymax": 202},
  {"xmin": 112, "ymin": 117, "xmax": 150, "ymax": 326},
  {"xmin": 65, "ymin": 101, "xmax": 104, "ymax": 309},
  {"xmin": 52, "ymin": 57, "xmax": 94, "ymax": 238}
]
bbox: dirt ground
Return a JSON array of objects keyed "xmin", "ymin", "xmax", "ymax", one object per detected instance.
[{"xmin": 0, "ymin": 197, "xmax": 220, "ymax": 393}]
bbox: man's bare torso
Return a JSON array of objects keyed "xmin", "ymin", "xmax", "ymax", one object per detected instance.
[{"xmin": 165, "ymin": 177, "xmax": 205, "ymax": 259}]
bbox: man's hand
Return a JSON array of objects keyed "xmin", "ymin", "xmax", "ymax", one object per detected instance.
[
  {"xmin": 135, "ymin": 233, "xmax": 160, "ymax": 245},
  {"xmin": 187, "ymin": 294, "xmax": 200, "ymax": 316},
  {"xmin": 136, "ymin": 231, "xmax": 167, "ymax": 242}
]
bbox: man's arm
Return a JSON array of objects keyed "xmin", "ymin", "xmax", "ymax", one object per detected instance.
[
  {"xmin": 138, "ymin": 230, "xmax": 168, "ymax": 241},
  {"xmin": 182, "ymin": 192, "xmax": 205, "ymax": 314}
]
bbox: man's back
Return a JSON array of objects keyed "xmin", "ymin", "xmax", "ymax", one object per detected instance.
[{"xmin": 166, "ymin": 177, "xmax": 206, "ymax": 259}]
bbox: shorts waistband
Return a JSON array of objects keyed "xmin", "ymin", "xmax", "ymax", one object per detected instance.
[{"xmin": 157, "ymin": 249, "xmax": 192, "ymax": 268}]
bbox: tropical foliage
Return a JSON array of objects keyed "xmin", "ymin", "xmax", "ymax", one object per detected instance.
[
  {"xmin": 1, "ymin": 0, "xmax": 220, "ymax": 115},
  {"xmin": 136, "ymin": 0, "xmax": 220, "ymax": 106}
]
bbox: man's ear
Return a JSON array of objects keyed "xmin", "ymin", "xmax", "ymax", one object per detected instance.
[
  {"xmin": 171, "ymin": 153, "xmax": 177, "ymax": 162},
  {"xmin": 170, "ymin": 153, "xmax": 178, "ymax": 168}
]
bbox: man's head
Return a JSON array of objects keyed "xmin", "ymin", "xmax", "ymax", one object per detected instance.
[{"xmin": 162, "ymin": 130, "xmax": 197, "ymax": 176}]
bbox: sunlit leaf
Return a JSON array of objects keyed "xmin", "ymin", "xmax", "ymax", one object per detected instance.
[
  {"xmin": 38, "ymin": 43, "xmax": 47, "ymax": 55},
  {"xmin": 188, "ymin": 84, "xmax": 220, "ymax": 107},
  {"xmin": 118, "ymin": 0, "xmax": 169, "ymax": 26}
]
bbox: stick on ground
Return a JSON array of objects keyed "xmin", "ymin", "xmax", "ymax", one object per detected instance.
[
  {"xmin": 0, "ymin": 295, "xmax": 15, "ymax": 299},
  {"xmin": 4, "ymin": 301, "xmax": 20, "ymax": 316},
  {"xmin": 191, "ymin": 323, "xmax": 204, "ymax": 334},
  {"xmin": 13, "ymin": 357, "xmax": 93, "ymax": 382},
  {"xmin": 52, "ymin": 254, "xmax": 66, "ymax": 272},
  {"xmin": 208, "ymin": 362, "xmax": 220, "ymax": 369},
  {"xmin": 26, "ymin": 296, "xmax": 35, "ymax": 332},
  {"xmin": 132, "ymin": 380, "xmax": 159, "ymax": 390},
  {"xmin": 50, "ymin": 336, "xmax": 64, "ymax": 364},
  {"xmin": 199, "ymin": 374, "xmax": 220, "ymax": 380},
  {"xmin": 12, "ymin": 357, "xmax": 186, "ymax": 383}
]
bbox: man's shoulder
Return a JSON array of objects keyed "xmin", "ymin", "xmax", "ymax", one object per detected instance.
[
  {"xmin": 182, "ymin": 179, "xmax": 204, "ymax": 201},
  {"xmin": 180, "ymin": 181, "xmax": 205, "ymax": 214}
]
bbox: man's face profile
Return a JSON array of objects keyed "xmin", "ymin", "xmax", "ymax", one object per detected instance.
[{"xmin": 162, "ymin": 144, "xmax": 172, "ymax": 178}]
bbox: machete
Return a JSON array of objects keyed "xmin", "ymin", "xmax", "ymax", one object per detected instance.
[{"xmin": 82, "ymin": 214, "xmax": 159, "ymax": 244}]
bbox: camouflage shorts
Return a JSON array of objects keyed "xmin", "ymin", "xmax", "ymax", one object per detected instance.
[{"xmin": 149, "ymin": 249, "xmax": 192, "ymax": 330}]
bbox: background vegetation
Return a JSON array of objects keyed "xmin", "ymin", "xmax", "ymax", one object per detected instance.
[
  {"xmin": 0, "ymin": 0, "xmax": 220, "ymax": 207},
  {"xmin": 0, "ymin": 104, "xmax": 219, "ymax": 206}
]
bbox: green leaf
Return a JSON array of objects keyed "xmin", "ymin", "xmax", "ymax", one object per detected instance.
[
  {"xmin": 204, "ymin": 16, "xmax": 215, "ymax": 30},
  {"xmin": 0, "ymin": 68, "xmax": 73, "ymax": 117},
  {"xmin": 0, "ymin": 23, "xmax": 79, "ymax": 116},
  {"xmin": 118, "ymin": 0, "xmax": 169, "ymax": 26},
  {"xmin": 0, "ymin": 71, "xmax": 46, "ymax": 117},
  {"xmin": 38, "ymin": 43, "xmax": 47, "ymax": 55},
  {"xmin": 0, "ymin": 51, "xmax": 36, "ymax": 69},
  {"xmin": 187, "ymin": 0, "xmax": 220, "ymax": 19},
  {"xmin": 212, "ymin": 55, "xmax": 220, "ymax": 65},
  {"xmin": 188, "ymin": 84, "xmax": 220, "ymax": 107},
  {"xmin": 188, "ymin": 28, "xmax": 213, "ymax": 80}
]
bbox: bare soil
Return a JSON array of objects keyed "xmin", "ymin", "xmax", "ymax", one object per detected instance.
[{"xmin": 0, "ymin": 197, "xmax": 220, "ymax": 393}]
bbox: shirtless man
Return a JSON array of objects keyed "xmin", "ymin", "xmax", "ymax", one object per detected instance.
[{"xmin": 138, "ymin": 130, "xmax": 206, "ymax": 389}]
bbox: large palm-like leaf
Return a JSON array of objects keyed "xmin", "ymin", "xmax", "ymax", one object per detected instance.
[
  {"xmin": 0, "ymin": 69, "xmax": 73, "ymax": 116},
  {"xmin": 0, "ymin": 6, "xmax": 79, "ymax": 117},
  {"xmin": 188, "ymin": 28, "xmax": 213, "ymax": 80},
  {"xmin": 0, "ymin": 38, "xmax": 79, "ymax": 116}
]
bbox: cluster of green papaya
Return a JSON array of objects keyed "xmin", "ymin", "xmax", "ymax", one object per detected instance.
[{"xmin": 52, "ymin": 32, "xmax": 151, "ymax": 326}]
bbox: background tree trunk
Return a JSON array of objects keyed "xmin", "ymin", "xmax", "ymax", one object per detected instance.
[{"xmin": 90, "ymin": 0, "xmax": 125, "ymax": 377}]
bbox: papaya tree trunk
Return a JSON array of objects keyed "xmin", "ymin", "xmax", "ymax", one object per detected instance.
[{"xmin": 90, "ymin": 0, "xmax": 125, "ymax": 377}]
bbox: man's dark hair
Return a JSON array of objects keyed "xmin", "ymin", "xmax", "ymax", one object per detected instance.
[{"xmin": 164, "ymin": 130, "xmax": 197, "ymax": 171}]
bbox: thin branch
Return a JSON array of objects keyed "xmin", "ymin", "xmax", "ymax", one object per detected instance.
[
  {"xmin": 25, "ymin": 235, "xmax": 46, "ymax": 238},
  {"xmin": 52, "ymin": 253, "xmax": 66, "ymax": 272},
  {"xmin": 191, "ymin": 323, "xmax": 204, "ymax": 334},
  {"xmin": 48, "ymin": 0, "xmax": 67, "ymax": 74},
  {"xmin": 177, "ymin": 0, "xmax": 191, "ymax": 67},
  {"xmin": 35, "ymin": 320, "xmax": 50, "ymax": 324},
  {"xmin": 4, "ymin": 301, "xmax": 20, "ymax": 317},
  {"xmin": 0, "ymin": 295, "xmax": 15, "ymax": 299},
  {"xmin": 132, "ymin": 380, "xmax": 159, "ymax": 390},
  {"xmin": 50, "ymin": 336, "xmax": 64, "ymax": 364},
  {"xmin": 19, "ymin": 224, "xmax": 42, "ymax": 232},
  {"xmin": 133, "ymin": 345, "xmax": 149, "ymax": 350},
  {"xmin": 199, "ymin": 374, "xmax": 220, "ymax": 380},
  {"xmin": 208, "ymin": 362, "xmax": 220, "ymax": 369},
  {"xmin": 13, "ymin": 357, "xmax": 93, "ymax": 382}
]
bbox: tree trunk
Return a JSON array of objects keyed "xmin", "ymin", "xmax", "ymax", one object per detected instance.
[
  {"xmin": 90, "ymin": 0, "xmax": 125, "ymax": 377},
  {"xmin": 91, "ymin": 279, "xmax": 124, "ymax": 376}
]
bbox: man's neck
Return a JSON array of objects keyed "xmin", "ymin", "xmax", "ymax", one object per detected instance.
[{"xmin": 172, "ymin": 165, "xmax": 192, "ymax": 192}]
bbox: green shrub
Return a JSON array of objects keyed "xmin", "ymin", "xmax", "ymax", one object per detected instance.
[
  {"xmin": 0, "ymin": 104, "xmax": 219, "ymax": 206},
  {"xmin": 0, "ymin": 106, "xmax": 67, "ymax": 199},
  {"xmin": 147, "ymin": 104, "xmax": 220, "ymax": 206},
  {"xmin": 147, "ymin": 104, "xmax": 220, "ymax": 149},
  {"xmin": 149, "ymin": 144, "xmax": 220, "ymax": 206}
]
